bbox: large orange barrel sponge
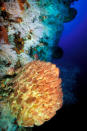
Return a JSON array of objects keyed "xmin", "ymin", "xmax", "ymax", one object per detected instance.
[{"xmin": 8, "ymin": 60, "xmax": 63, "ymax": 127}]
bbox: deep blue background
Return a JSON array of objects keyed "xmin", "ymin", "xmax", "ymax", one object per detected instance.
[{"xmin": 59, "ymin": 0, "xmax": 87, "ymax": 71}]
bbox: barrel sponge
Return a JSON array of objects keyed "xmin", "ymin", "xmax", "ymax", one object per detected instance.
[{"xmin": 8, "ymin": 60, "xmax": 63, "ymax": 127}]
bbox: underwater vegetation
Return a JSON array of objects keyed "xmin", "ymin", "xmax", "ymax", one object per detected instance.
[{"xmin": 0, "ymin": 0, "xmax": 78, "ymax": 130}]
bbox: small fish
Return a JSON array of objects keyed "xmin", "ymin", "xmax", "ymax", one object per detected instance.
[
  {"xmin": 0, "ymin": 2, "xmax": 6, "ymax": 11},
  {"xmin": 34, "ymin": 54, "xmax": 38, "ymax": 60}
]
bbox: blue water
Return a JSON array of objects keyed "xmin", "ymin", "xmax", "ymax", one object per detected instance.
[
  {"xmin": 62, "ymin": 0, "xmax": 87, "ymax": 36},
  {"xmin": 58, "ymin": 0, "xmax": 87, "ymax": 70}
]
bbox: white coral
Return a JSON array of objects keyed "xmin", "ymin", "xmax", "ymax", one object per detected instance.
[
  {"xmin": 4, "ymin": 0, "xmax": 23, "ymax": 18},
  {"xmin": 19, "ymin": 53, "xmax": 33, "ymax": 66},
  {"xmin": 1, "ymin": 0, "xmax": 72, "ymax": 66},
  {"xmin": 8, "ymin": 3, "xmax": 44, "ymax": 42},
  {"xmin": 0, "ymin": 43, "xmax": 18, "ymax": 77},
  {"xmin": 7, "ymin": 2, "xmax": 44, "ymax": 65}
]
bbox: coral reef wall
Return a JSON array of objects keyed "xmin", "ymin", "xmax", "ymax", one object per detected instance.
[
  {"xmin": 0, "ymin": 0, "xmax": 77, "ymax": 77},
  {"xmin": 0, "ymin": 0, "xmax": 78, "ymax": 130}
]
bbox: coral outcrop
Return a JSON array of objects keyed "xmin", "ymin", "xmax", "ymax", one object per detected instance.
[{"xmin": 7, "ymin": 61, "xmax": 63, "ymax": 127}]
